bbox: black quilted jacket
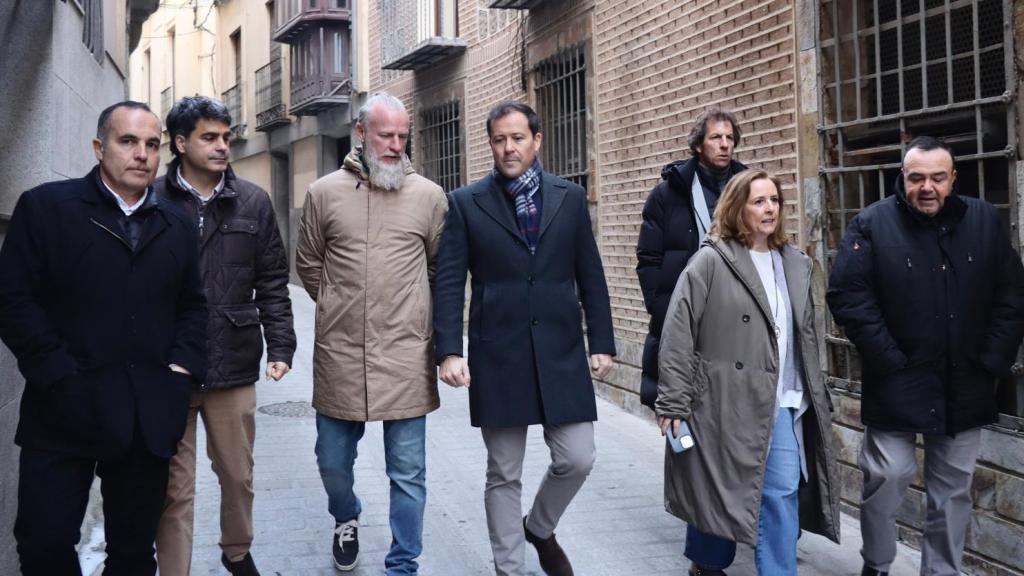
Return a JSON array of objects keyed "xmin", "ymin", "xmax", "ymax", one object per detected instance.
[{"xmin": 154, "ymin": 160, "xmax": 295, "ymax": 390}]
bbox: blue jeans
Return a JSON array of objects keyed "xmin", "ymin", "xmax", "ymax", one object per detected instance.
[
  {"xmin": 315, "ymin": 413, "xmax": 427, "ymax": 576},
  {"xmin": 685, "ymin": 408, "xmax": 801, "ymax": 575}
]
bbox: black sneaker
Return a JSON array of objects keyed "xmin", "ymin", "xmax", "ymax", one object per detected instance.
[
  {"xmin": 332, "ymin": 518, "xmax": 359, "ymax": 571},
  {"xmin": 221, "ymin": 552, "xmax": 260, "ymax": 576}
]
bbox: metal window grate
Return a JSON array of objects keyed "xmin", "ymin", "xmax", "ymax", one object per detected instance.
[
  {"xmin": 817, "ymin": 0, "xmax": 1021, "ymax": 417},
  {"xmin": 533, "ymin": 44, "xmax": 588, "ymax": 191},
  {"xmin": 420, "ymin": 101, "xmax": 462, "ymax": 192}
]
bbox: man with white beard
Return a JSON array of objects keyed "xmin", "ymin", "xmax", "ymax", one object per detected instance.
[{"xmin": 295, "ymin": 92, "xmax": 448, "ymax": 575}]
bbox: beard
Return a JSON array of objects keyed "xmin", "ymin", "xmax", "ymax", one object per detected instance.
[{"xmin": 364, "ymin": 146, "xmax": 409, "ymax": 191}]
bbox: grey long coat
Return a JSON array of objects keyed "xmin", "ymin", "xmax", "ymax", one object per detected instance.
[{"xmin": 656, "ymin": 237, "xmax": 840, "ymax": 546}]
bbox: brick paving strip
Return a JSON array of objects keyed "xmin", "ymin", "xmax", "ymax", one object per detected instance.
[{"xmin": 80, "ymin": 285, "xmax": 920, "ymax": 575}]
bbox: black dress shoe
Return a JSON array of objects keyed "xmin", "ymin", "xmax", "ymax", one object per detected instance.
[
  {"xmin": 523, "ymin": 517, "xmax": 574, "ymax": 576},
  {"xmin": 221, "ymin": 552, "xmax": 261, "ymax": 576},
  {"xmin": 861, "ymin": 567, "xmax": 888, "ymax": 576},
  {"xmin": 688, "ymin": 563, "xmax": 728, "ymax": 576}
]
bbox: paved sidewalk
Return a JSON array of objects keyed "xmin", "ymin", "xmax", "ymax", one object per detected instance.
[{"xmin": 83, "ymin": 285, "xmax": 922, "ymax": 575}]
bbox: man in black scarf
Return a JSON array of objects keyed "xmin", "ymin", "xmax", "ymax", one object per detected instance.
[{"xmin": 635, "ymin": 107, "xmax": 747, "ymax": 576}]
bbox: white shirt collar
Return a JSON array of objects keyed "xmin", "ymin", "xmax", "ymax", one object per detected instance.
[
  {"xmin": 100, "ymin": 179, "xmax": 149, "ymax": 216},
  {"xmin": 176, "ymin": 166, "xmax": 226, "ymax": 203}
]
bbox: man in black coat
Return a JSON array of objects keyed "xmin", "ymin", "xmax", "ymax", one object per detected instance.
[
  {"xmin": 152, "ymin": 96, "xmax": 295, "ymax": 576},
  {"xmin": 0, "ymin": 101, "xmax": 207, "ymax": 575},
  {"xmin": 827, "ymin": 136, "xmax": 1024, "ymax": 576},
  {"xmin": 433, "ymin": 101, "xmax": 615, "ymax": 576},
  {"xmin": 635, "ymin": 107, "xmax": 746, "ymax": 576}
]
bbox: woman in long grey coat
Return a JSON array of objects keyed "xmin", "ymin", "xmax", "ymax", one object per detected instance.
[{"xmin": 656, "ymin": 169, "xmax": 840, "ymax": 575}]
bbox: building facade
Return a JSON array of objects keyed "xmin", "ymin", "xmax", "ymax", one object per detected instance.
[
  {"xmin": 366, "ymin": 0, "xmax": 1024, "ymax": 573},
  {"xmin": 128, "ymin": 0, "xmax": 361, "ymax": 278},
  {"xmin": 0, "ymin": 1, "xmax": 161, "ymax": 572}
]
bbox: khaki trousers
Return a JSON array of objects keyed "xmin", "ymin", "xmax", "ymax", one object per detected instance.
[
  {"xmin": 156, "ymin": 385, "xmax": 257, "ymax": 576},
  {"xmin": 481, "ymin": 422, "xmax": 595, "ymax": 576}
]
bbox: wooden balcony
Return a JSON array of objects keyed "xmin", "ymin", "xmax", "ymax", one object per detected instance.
[
  {"xmin": 255, "ymin": 59, "xmax": 290, "ymax": 131},
  {"xmin": 290, "ymin": 76, "xmax": 350, "ymax": 116},
  {"xmin": 273, "ymin": 0, "xmax": 351, "ymax": 45},
  {"xmin": 287, "ymin": 25, "xmax": 351, "ymax": 116}
]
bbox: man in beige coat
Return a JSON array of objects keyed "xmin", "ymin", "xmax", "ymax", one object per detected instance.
[{"xmin": 295, "ymin": 92, "xmax": 448, "ymax": 575}]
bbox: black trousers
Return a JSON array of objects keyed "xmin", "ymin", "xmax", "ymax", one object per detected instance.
[{"xmin": 14, "ymin": 431, "xmax": 170, "ymax": 576}]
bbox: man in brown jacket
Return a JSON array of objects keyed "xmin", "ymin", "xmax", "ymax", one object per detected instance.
[
  {"xmin": 296, "ymin": 92, "xmax": 448, "ymax": 575},
  {"xmin": 154, "ymin": 96, "xmax": 296, "ymax": 576}
]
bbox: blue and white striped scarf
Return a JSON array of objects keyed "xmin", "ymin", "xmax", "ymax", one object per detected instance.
[{"xmin": 493, "ymin": 158, "xmax": 543, "ymax": 253}]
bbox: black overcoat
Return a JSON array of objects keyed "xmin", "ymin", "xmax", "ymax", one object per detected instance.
[
  {"xmin": 827, "ymin": 176, "xmax": 1024, "ymax": 435},
  {"xmin": 0, "ymin": 167, "xmax": 208, "ymax": 460},
  {"xmin": 635, "ymin": 157, "xmax": 746, "ymax": 407},
  {"xmin": 433, "ymin": 172, "xmax": 616, "ymax": 427}
]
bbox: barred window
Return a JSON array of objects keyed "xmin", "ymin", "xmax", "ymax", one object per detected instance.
[
  {"xmin": 817, "ymin": 0, "xmax": 1021, "ymax": 418},
  {"xmin": 533, "ymin": 44, "xmax": 588, "ymax": 191},
  {"xmin": 420, "ymin": 101, "xmax": 462, "ymax": 192}
]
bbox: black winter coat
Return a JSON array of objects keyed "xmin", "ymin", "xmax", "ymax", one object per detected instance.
[
  {"xmin": 433, "ymin": 173, "xmax": 616, "ymax": 427},
  {"xmin": 154, "ymin": 160, "xmax": 295, "ymax": 390},
  {"xmin": 635, "ymin": 157, "xmax": 747, "ymax": 407},
  {"xmin": 0, "ymin": 167, "xmax": 208, "ymax": 460},
  {"xmin": 827, "ymin": 177, "xmax": 1024, "ymax": 434}
]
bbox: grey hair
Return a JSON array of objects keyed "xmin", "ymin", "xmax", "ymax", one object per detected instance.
[{"xmin": 357, "ymin": 92, "xmax": 408, "ymax": 127}]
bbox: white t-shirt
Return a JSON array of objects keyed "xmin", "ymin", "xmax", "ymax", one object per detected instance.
[{"xmin": 750, "ymin": 248, "xmax": 809, "ymax": 479}]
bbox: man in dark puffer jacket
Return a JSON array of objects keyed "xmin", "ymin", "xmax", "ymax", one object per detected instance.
[
  {"xmin": 828, "ymin": 136, "xmax": 1024, "ymax": 576},
  {"xmin": 635, "ymin": 108, "xmax": 747, "ymax": 576},
  {"xmin": 152, "ymin": 96, "xmax": 296, "ymax": 576}
]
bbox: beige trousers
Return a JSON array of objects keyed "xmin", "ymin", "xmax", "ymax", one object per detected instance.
[
  {"xmin": 481, "ymin": 422, "xmax": 595, "ymax": 576},
  {"xmin": 155, "ymin": 385, "xmax": 257, "ymax": 576}
]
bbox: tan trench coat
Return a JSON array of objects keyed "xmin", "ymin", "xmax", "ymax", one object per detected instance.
[
  {"xmin": 296, "ymin": 151, "xmax": 448, "ymax": 421},
  {"xmin": 656, "ymin": 237, "xmax": 840, "ymax": 546}
]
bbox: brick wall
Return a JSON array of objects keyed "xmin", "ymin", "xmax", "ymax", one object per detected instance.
[{"xmin": 593, "ymin": 0, "xmax": 802, "ymax": 410}]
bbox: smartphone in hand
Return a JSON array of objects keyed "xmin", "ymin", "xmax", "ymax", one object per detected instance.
[{"xmin": 667, "ymin": 420, "xmax": 695, "ymax": 453}]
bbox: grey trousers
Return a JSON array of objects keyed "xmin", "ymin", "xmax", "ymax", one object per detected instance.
[
  {"xmin": 480, "ymin": 422, "xmax": 595, "ymax": 576},
  {"xmin": 859, "ymin": 426, "xmax": 981, "ymax": 575}
]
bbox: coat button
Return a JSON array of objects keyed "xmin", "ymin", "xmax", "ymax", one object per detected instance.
[
  {"xmin": 531, "ymin": 318, "xmax": 539, "ymax": 326},
  {"xmin": 742, "ymin": 314, "xmax": 750, "ymax": 322},
  {"xmin": 528, "ymin": 276, "xmax": 536, "ymax": 285},
  {"xmin": 735, "ymin": 362, "xmax": 743, "ymax": 369}
]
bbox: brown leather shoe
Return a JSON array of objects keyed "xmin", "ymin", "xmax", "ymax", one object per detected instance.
[
  {"xmin": 523, "ymin": 517, "xmax": 574, "ymax": 576},
  {"xmin": 688, "ymin": 563, "xmax": 728, "ymax": 576}
]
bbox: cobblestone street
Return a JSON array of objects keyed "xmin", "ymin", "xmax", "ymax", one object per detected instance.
[{"xmin": 82, "ymin": 286, "xmax": 921, "ymax": 575}]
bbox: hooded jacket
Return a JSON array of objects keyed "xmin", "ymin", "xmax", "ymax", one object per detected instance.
[
  {"xmin": 296, "ymin": 149, "xmax": 448, "ymax": 422},
  {"xmin": 636, "ymin": 156, "xmax": 747, "ymax": 407}
]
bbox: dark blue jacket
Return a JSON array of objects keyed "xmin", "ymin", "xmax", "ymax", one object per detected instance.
[
  {"xmin": 433, "ymin": 172, "xmax": 616, "ymax": 427},
  {"xmin": 0, "ymin": 167, "xmax": 207, "ymax": 460},
  {"xmin": 826, "ymin": 177, "xmax": 1024, "ymax": 434}
]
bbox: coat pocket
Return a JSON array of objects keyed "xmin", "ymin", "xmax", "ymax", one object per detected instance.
[
  {"xmin": 220, "ymin": 218, "xmax": 258, "ymax": 266},
  {"xmin": 218, "ymin": 304, "xmax": 264, "ymax": 380},
  {"xmin": 49, "ymin": 371, "xmax": 101, "ymax": 440}
]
